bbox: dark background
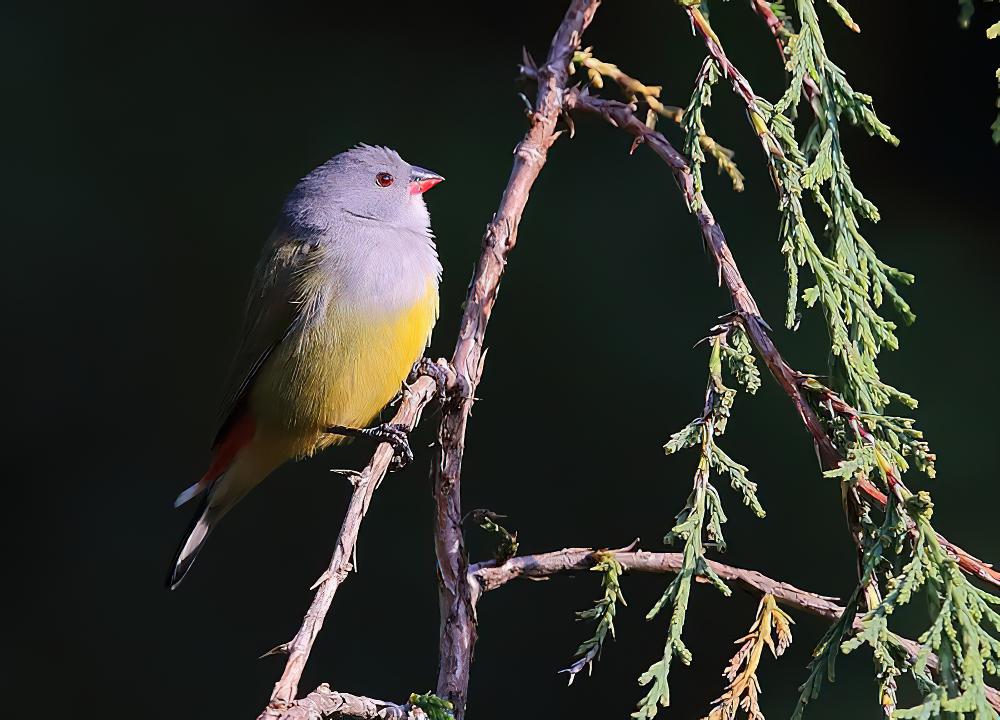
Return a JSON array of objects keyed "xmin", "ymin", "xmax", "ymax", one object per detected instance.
[{"xmin": 4, "ymin": 1, "xmax": 998, "ymax": 717}]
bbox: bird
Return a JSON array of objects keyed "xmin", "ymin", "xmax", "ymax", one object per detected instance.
[{"xmin": 167, "ymin": 145, "xmax": 444, "ymax": 589}]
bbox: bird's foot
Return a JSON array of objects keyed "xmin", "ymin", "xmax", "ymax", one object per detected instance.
[
  {"xmin": 329, "ymin": 423, "xmax": 413, "ymax": 469},
  {"xmin": 411, "ymin": 357, "xmax": 453, "ymax": 406},
  {"xmin": 362, "ymin": 423, "xmax": 413, "ymax": 469}
]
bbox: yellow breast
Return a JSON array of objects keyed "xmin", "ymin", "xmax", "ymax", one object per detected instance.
[{"xmin": 250, "ymin": 282, "xmax": 439, "ymax": 457}]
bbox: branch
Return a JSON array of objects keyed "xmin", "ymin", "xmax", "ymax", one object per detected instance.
[
  {"xmin": 472, "ymin": 548, "xmax": 842, "ymax": 619},
  {"xmin": 572, "ymin": 48, "xmax": 744, "ymax": 190},
  {"xmin": 428, "ymin": 1, "xmax": 601, "ymax": 717},
  {"xmin": 258, "ymin": 374, "xmax": 439, "ymax": 719},
  {"xmin": 747, "ymin": 0, "xmax": 821, "ymax": 103},
  {"xmin": 563, "ymin": 89, "xmax": 1000, "ymax": 590},
  {"xmin": 749, "ymin": 0, "xmax": 789, "ymax": 60},
  {"xmin": 471, "ymin": 548, "xmax": 1000, "ymax": 712},
  {"xmin": 682, "ymin": 6, "xmax": 783, "ymax": 164},
  {"xmin": 565, "ymin": 91, "xmax": 828, "ymax": 457},
  {"xmin": 270, "ymin": 685, "xmax": 411, "ymax": 720}
]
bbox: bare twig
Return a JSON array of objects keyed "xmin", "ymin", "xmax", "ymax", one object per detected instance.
[
  {"xmin": 428, "ymin": 2, "xmax": 601, "ymax": 717},
  {"xmin": 562, "ymin": 90, "xmax": 1000, "ymax": 590},
  {"xmin": 472, "ymin": 548, "xmax": 842, "ymax": 618},
  {"xmin": 258, "ymin": 375, "xmax": 439, "ymax": 719}
]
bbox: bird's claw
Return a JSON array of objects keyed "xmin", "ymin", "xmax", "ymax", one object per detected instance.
[
  {"xmin": 412, "ymin": 358, "xmax": 452, "ymax": 407},
  {"xmin": 362, "ymin": 423, "xmax": 413, "ymax": 469},
  {"xmin": 326, "ymin": 423, "xmax": 413, "ymax": 469}
]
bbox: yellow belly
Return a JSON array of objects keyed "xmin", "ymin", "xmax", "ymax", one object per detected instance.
[{"xmin": 249, "ymin": 284, "xmax": 438, "ymax": 458}]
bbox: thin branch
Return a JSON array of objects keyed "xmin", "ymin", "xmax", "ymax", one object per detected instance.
[
  {"xmin": 685, "ymin": 7, "xmax": 767, "ymax": 122},
  {"xmin": 428, "ymin": 1, "xmax": 601, "ymax": 717},
  {"xmin": 749, "ymin": 0, "xmax": 789, "ymax": 60},
  {"xmin": 572, "ymin": 48, "xmax": 744, "ymax": 190},
  {"xmin": 682, "ymin": 6, "xmax": 783, "ymax": 164},
  {"xmin": 748, "ymin": 0, "xmax": 821, "ymax": 104},
  {"xmin": 565, "ymin": 91, "xmax": 826, "ymax": 454},
  {"xmin": 258, "ymin": 375, "xmax": 439, "ymax": 719},
  {"xmin": 562, "ymin": 89, "xmax": 1000, "ymax": 590},
  {"xmin": 472, "ymin": 548, "xmax": 842, "ymax": 619},
  {"xmin": 471, "ymin": 548, "xmax": 1000, "ymax": 712}
]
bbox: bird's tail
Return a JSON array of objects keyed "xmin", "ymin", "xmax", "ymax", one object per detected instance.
[
  {"xmin": 167, "ymin": 465, "xmax": 262, "ymax": 589},
  {"xmin": 167, "ymin": 491, "xmax": 218, "ymax": 590},
  {"xmin": 167, "ymin": 425, "xmax": 285, "ymax": 589}
]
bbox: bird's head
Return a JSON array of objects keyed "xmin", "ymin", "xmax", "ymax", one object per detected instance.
[{"xmin": 284, "ymin": 144, "xmax": 444, "ymax": 232}]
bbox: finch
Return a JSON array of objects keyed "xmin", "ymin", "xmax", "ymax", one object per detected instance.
[{"xmin": 168, "ymin": 145, "xmax": 443, "ymax": 589}]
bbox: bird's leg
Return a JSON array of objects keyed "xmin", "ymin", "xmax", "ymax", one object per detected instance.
[{"xmin": 326, "ymin": 423, "xmax": 414, "ymax": 469}]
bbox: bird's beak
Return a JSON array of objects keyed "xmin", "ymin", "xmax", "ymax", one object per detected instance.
[{"xmin": 409, "ymin": 166, "xmax": 444, "ymax": 195}]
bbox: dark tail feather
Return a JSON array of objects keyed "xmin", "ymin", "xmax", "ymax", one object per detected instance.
[{"xmin": 167, "ymin": 493, "xmax": 216, "ymax": 590}]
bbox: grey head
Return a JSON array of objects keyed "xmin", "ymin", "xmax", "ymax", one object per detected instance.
[{"xmin": 281, "ymin": 144, "xmax": 444, "ymax": 236}]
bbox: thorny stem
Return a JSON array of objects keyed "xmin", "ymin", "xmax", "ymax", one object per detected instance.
[
  {"xmin": 428, "ymin": 1, "xmax": 601, "ymax": 717},
  {"xmin": 257, "ymin": 376, "xmax": 440, "ymax": 719}
]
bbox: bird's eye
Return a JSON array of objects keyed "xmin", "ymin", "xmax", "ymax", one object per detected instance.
[{"xmin": 375, "ymin": 172, "xmax": 394, "ymax": 188}]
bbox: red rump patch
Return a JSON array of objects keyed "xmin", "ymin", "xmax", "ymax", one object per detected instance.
[{"xmin": 201, "ymin": 411, "xmax": 256, "ymax": 485}]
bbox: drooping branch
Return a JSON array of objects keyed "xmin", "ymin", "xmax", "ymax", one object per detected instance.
[
  {"xmin": 258, "ymin": 374, "xmax": 439, "ymax": 719},
  {"xmin": 562, "ymin": 89, "xmax": 1000, "ymax": 589},
  {"xmin": 564, "ymin": 90, "xmax": 836, "ymax": 461},
  {"xmin": 685, "ymin": 6, "xmax": 753, "ymax": 106},
  {"xmin": 427, "ymin": 1, "xmax": 601, "ymax": 716}
]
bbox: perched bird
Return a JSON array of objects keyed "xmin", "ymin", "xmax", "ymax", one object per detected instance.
[{"xmin": 168, "ymin": 145, "xmax": 444, "ymax": 589}]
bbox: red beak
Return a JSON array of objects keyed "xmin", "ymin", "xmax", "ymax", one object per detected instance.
[{"xmin": 409, "ymin": 166, "xmax": 444, "ymax": 195}]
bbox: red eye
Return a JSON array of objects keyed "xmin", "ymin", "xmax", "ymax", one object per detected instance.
[{"xmin": 375, "ymin": 172, "xmax": 394, "ymax": 187}]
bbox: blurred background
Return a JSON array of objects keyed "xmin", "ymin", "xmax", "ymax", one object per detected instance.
[{"xmin": 3, "ymin": 0, "xmax": 998, "ymax": 717}]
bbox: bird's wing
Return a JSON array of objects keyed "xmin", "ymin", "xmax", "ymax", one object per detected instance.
[{"xmin": 212, "ymin": 229, "xmax": 321, "ymax": 447}]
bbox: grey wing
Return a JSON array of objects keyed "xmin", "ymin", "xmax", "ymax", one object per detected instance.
[{"xmin": 212, "ymin": 230, "xmax": 316, "ymax": 447}]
